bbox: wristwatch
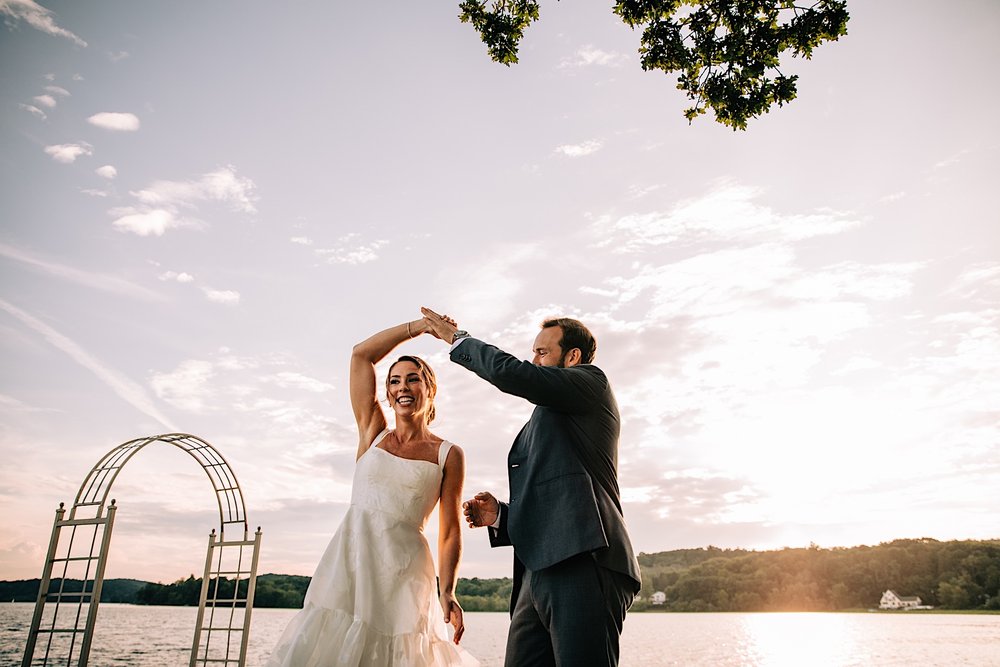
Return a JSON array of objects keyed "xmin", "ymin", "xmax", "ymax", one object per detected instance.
[{"xmin": 451, "ymin": 330, "xmax": 470, "ymax": 344}]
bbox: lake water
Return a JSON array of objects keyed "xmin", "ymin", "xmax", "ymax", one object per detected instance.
[{"xmin": 3, "ymin": 603, "xmax": 999, "ymax": 666}]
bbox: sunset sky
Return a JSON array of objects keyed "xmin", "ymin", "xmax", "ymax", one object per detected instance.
[{"xmin": 1, "ymin": 0, "xmax": 998, "ymax": 584}]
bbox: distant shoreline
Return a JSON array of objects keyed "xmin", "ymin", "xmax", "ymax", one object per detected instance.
[{"xmin": 6, "ymin": 537, "xmax": 999, "ymax": 613}]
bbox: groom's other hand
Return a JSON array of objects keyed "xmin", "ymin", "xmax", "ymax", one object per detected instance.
[{"xmin": 463, "ymin": 491, "xmax": 499, "ymax": 528}]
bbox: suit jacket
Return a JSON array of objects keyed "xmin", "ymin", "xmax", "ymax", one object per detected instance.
[{"xmin": 451, "ymin": 338, "xmax": 641, "ymax": 607}]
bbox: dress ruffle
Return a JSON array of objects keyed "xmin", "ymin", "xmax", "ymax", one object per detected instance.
[{"xmin": 267, "ymin": 604, "xmax": 477, "ymax": 667}]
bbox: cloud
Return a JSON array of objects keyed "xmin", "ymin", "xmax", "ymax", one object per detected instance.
[
  {"xmin": 559, "ymin": 46, "xmax": 627, "ymax": 69},
  {"xmin": 87, "ymin": 111, "xmax": 140, "ymax": 131},
  {"xmin": 202, "ymin": 287, "xmax": 240, "ymax": 305},
  {"xmin": 949, "ymin": 263, "xmax": 1000, "ymax": 301},
  {"xmin": 43, "ymin": 142, "xmax": 92, "ymax": 163},
  {"xmin": 935, "ymin": 148, "xmax": 972, "ymax": 169},
  {"xmin": 79, "ymin": 188, "xmax": 108, "ymax": 197},
  {"xmin": 110, "ymin": 166, "xmax": 257, "ymax": 236},
  {"xmin": 554, "ymin": 140, "xmax": 603, "ymax": 157},
  {"xmin": 18, "ymin": 103, "xmax": 46, "ymax": 119},
  {"xmin": 95, "ymin": 165, "xmax": 117, "ymax": 179},
  {"xmin": 314, "ymin": 233, "xmax": 388, "ymax": 264},
  {"xmin": 33, "ymin": 94, "xmax": 55, "ymax": 108},
  {"xmin": 150, "ymin": 353, "xmax": 340, "ymax": 454},
  {"xmin": 270, "ymin": 372, "xmax": 335, "ymax": 393},
  {"xmin": 108, "ymin": 50, "xmax": 129, "ymax": 62},
  {"xmin": 131, "ymin": 166, "xmax": 257, "ymax": 213},
  {"xmin": 290, "ymin": 236, "xmax": 313, "ymax": 246},
  {"xmin": 158, "ymin": 270, "xmax": 195, "ymax": 283},
  {"xmin": 0, "ymin": 0, "xmax": 88, "ymax": 47},
  {"xmin": 150, "ymin": 359, "xmax": 216, "ymax": 412},
  {"xmin": 44, "ymin": 85, "xmax": 69, "ymax": 96},
  {"xmin": 110, "ymin": 207, "xmax": 179, "ymax": 236},
  {"xmin": 0, "ymin": 242, "xmax": 164, "ymax": 301},
  {"xmin": 0, "ymin": 298, "xmax": 174, "ymax": 429},
  {"xmin": 593, "ymin": 182, "xmax": 861, "ymax": 251},
  {"xmin": 441, "ymin": 243, "xmax": 545, "ymax": 330}
]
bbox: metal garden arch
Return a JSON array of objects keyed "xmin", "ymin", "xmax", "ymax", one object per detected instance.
[{"xmin": 22, "ymin": 433, "xmax": 263, "ymax": 667}]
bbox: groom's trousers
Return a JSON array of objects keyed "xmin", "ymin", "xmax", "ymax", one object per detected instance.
[{"xmin": 504, "ymin": 552, "xmax": 635, "ymax": 667}]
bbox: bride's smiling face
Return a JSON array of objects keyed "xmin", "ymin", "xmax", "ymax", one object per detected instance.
[{"xmin": 386, "ymin": 360, "xmax": 434, "ymax": 422}]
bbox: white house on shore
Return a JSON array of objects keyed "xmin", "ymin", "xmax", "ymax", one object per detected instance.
[
  {"xmin": 650, "ymin": 591, "xmax": 667, "ymax": 606},
  {"xmin": 879, "ymin": 590, "xmax": 924, "ymax": 610}
]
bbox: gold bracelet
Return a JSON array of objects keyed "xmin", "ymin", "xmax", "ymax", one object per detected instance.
[{"xmin": 406, "ymin": 322, "xmax": 414, "ymax": 338}]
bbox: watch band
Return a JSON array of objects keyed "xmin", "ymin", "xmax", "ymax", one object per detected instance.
[{"xmin": 451, "ymin": 330, "xmax": 470, "ymax": 344}]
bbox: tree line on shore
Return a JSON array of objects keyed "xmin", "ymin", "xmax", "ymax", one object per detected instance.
[
  {"xmin": 4, "ymin": 538, "xmax": 996, "ymax": 612},
  {"xmin": 633, "ymin": 538, "xmax": 1000, "ymax": 612}
]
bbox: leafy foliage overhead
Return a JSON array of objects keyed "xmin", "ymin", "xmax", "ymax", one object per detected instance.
[{"xmin": 458, "ymin": 0, "xmax": 850, "ymax": 130}]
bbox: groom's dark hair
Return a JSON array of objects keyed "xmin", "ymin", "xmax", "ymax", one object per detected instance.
[{"xmin": 542, "ymin": 318, "xmax": 597, "ymax": 365}]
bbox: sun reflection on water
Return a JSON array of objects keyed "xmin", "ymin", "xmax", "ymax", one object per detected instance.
[{"xmin": 738, "ymin": 613, "xmax": 867, "ymax": 666}]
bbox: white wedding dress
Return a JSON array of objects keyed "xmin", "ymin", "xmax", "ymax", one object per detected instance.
[{"xmin": 267, "ymin": 430, "xmax": 479, "ymax": 666}]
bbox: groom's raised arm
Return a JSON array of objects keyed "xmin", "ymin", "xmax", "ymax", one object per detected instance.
[{"xmin": 451, "ymin": 337, "xmax": 605, "ymax": 414}]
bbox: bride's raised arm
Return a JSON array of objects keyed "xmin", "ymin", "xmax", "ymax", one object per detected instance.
[{"xmin": 349, "ymin": 319, "xmax": 430, "ymax": 458}]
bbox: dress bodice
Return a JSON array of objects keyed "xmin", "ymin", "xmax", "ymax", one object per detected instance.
[{"xmin": 350, "ymin": 430, "xmax": 451, "ymax": 530}]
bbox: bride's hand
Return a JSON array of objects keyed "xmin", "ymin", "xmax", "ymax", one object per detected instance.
[
  {"xmin": 439, "ymin": 592, "xmax": 465, "ymax": 644},
  {"xmin": 421, "ymin": 307, "xmax": 459, "ymax": 342}
]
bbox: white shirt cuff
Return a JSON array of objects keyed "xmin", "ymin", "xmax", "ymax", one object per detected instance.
[{"xmin": 450, "ymin": 336, "xmax": 471, "ymax": 352}]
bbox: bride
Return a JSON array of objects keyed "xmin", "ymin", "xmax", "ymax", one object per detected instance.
[{"xmin": 267, "ymin": 317, "xmax": 479, "ymax": 666}]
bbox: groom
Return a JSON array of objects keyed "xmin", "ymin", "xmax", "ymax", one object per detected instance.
[{"xmin": 421, "ymin": 308, "xmax": 640, "ymax": 667}]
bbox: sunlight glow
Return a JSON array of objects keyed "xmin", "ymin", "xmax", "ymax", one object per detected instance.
[{"xmin": 739, "ymin": 613, "xmax": 865, "ymax": 666}]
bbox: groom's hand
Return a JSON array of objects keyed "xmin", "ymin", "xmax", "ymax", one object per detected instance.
[
  {"xmin": 462, "ymin": 491, "xmax": 499, "ymax": 528},
  {"xmin": 421, "ymin": 307, "xmax": 458, "ymax": 343}
]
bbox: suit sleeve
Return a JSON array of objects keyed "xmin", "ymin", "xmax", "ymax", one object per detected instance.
[
  {"xmin": 488, "ymin": 501, "xmax": 512, "ymax": 548},
  {"xmin": 450, "ymin": 338, "xmax": 605, "ymax": 413}
]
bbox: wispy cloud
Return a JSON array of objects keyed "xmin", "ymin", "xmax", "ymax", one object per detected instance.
[
  {"xmin": 314, "ymin": 233, "xmax": 387, "ymax": 264},
  {"xmin": 132, "ymin": 167, "xmax": 257, "ymax": 212},
  {"xmin": 110, "ymin": 166, "xmax": 257, "ymax": 236},
  {"xmin": 43, "ymin": 85, "xmax": 69, "ymax": 96},
  {"xmin": 87, "ymin": 111, "xmax": 140, "ymax": 131},
  {"xmin": 202, "ymin": 287, "xmax": 240, "ymax": 305},
  {"xmin": 593, "ymin": 182, "xmax": 860, "ymax": 250},
  {"xmin": 554, "ymin": 139, "xmax": 603, "ymax": 158},
  {"xmin": 559, "ymin": 45, "xmax": 627, "ymax": 69},
  {"xmin": 151, "ymin": 351, "xmax": 334, "ymax": 419},
  {"xmin": 154, "ymin": 268, "xmax": 236, "ymax": 304},
  {"xmin": 0, "ymin": 242, "xmax": 164, "ymax": 300},
  {"xmin": 290, "ymin": 236, "xmax": 313, "ymax": 246},
  {"xmin": 0, "ymin": 298, "xmax": 174, "ymax": 429},
  {"xmin": 18, "ymin": 103, "xmax": 46, "ymax": 119},
  {"xmin": 108, "ymin": 50, "xmax": 129, "ymax": 62},
  {"xmin": 935, "ymin": 148, "xmax": 972, "ymax": 169},
  {"xmin": 443, "ymin": 243, "xmax": 545, "ymax": 330},
  {"xmin": 43, "ymin": 142, "xmax": 92, "ymax": 164},
  {"xmin": 0, "ymin": 0, "xmax": 87, "ymax": 47}
]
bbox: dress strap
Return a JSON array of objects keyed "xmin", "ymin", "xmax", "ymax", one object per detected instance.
[
  {"xmin": 371, "ymin": 428, "xmax": 390, "ymax": 448},
  {"xmin": 437, "ymin": 440, "xmax": 454, "ymax": 469}
]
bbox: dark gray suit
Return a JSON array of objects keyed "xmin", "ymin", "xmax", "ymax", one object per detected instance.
[{"xmin": 452, "ymin": 337, "xmax": 640, "ymax": 666}]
